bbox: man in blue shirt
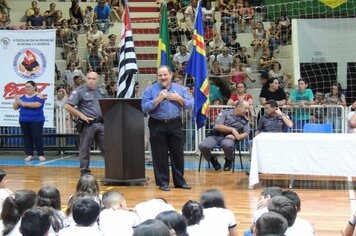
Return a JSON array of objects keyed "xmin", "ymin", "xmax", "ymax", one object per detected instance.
[
  {"xmin": 94, "ymin": 0, "xmax": 111, "ymax": 34},
  {"xmin": 26, "ymin": 7, "xmax": 46, "ymax": 28},
  {"xmin": 142, "ymin": 65, "xmax": 193, "ymax": 191}
]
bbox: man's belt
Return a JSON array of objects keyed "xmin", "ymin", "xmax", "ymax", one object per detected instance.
[
  {"xmin": 92, "ymin": 117, "xmax": 104, "ymax": 123},
  {"xmin": 151, "ymin": 117, "xmax": 181, "ymax": 124}
]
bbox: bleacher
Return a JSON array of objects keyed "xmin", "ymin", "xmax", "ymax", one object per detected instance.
[{"xmin": 5, "ymin": 0, "xmax": 295, "ymax": 104}]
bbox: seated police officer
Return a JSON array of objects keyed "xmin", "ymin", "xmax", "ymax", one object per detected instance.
[
  {"xmin": 199, "ymin": 100, "xmax": 250, "ymax": 171},
  {"xmin": 255, "ymin": 99, "xmax": 293, "ymax": 136}
]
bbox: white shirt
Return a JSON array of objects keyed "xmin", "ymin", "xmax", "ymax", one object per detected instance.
[
  {"xmin": 253, "ymin": 207, "xmax": 268, "ymax": 223},
  {"xmin": 134, "ymin": 199, "xmax": 175, "ymax": 223},
  {"xmin": 63, "ymin": 69, "xmax": 85, "ymax": 85},
  {"xmin": 202, "ymin": 7, "xmax": 215, "ymax": 20},
  {"xmin": 199, "ymin": 207, "xmax": 237, "ymax": 236},
  {"xmin": 0, "ymin": 219, "xmax": 22, "ymax": 236},
  {"xmin": 173, "ymin": 52, "xmax": 191, "ymax": 67},
  {"xmin": 187, "ymin": 224, "xmax": 209, "ymax": 236},
  {"xmin": 216, "ymin": 53, "xmax": 233, "ymax": 69},
  {"xmin": 99, "ymin": 208, "xmax": 140, "ymax": 236},
  {"xmin": 285, "ymin": 217, "xmax": 315, "ymax": 236},
  {"xmin": 58, "ymin": 224, "xmax": 103, "ymax": 236},
  {"xmin": 0, "ymin": 188, "xmax": 12, "ymax": 214}
]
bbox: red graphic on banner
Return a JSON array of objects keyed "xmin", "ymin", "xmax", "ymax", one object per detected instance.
[{"xmin": 3, "ymin": 82, "xmax": 49, "ymax": 99}]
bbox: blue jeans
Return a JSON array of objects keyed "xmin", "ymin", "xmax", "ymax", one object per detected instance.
[
  {"xmin": 96, "ymin": 19, "xmax": 110, "ymax": 34},
  {"xmin": 269, "ymin": 38, "xmax": 280, "ymax": 54},
  {"xmin": 19, "ymin": 121, "xmax": 44, "ymax": 156}
]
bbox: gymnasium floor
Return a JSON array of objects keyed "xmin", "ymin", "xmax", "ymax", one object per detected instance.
[{"xmin": 0, "ymin": 151, "xmax": 353, "ymax": 236}]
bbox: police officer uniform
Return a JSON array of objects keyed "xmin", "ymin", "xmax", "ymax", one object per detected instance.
[
  {"xmin": 67, "ymin": 84, "xmax": 107, "ymax": 175},
  {"xmin": 257, "ymin": 113, "xmax": 290, "ymax": 133},
  {"xmin": 199, "ymin": 109, "xmax": 250, "ymax": 170}
]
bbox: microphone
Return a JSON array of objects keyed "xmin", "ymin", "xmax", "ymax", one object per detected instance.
[{"xmin": 161, "ymin": 82, "xmax": 167, "ymax": 90}]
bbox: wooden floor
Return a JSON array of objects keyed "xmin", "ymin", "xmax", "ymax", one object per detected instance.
[{"xmin": 3, "ymin": 162, "xmax": 353, "ymax": 236}]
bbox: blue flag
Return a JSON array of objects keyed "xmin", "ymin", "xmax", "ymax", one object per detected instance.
[{"xmin": 185, "ymin": 1, "xmax": 209, "ymax": 129}]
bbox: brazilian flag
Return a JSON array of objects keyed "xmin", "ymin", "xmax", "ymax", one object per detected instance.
[{"xmin": 157, "ymin": 3, "xmax": 172, "ymax": 68}]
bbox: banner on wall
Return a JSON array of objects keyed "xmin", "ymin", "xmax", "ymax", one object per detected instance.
[{"xmin": 0, "ymin": 30, "xmax": 56, "ymax": 127}]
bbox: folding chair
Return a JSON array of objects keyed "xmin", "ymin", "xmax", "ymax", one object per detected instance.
[{"xmin": 198, "ymin": 140, "xmax": 243, "ymax": 172}]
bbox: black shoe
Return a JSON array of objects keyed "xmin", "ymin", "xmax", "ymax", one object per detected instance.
[
  {"xmin": 223, "ymin": 159, "xmax": 233, "ymax": 171},
  {"xmin": 159, "ymin": 185, "xmax": 170, "ymax": 191},
  {"xmin": 210, "ymin": 156, "xmax": 221, "ymax": 171},
  {"xmin": 174, "ymin": 184, "xmax": 191, "ymax": 190}
]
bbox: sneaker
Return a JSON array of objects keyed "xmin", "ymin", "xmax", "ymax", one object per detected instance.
[
  {"xmin": 39, "ymin": 156, "xmax": 46, "ymax": 161},
  {"xmin": 210, "ymin": 156, "xmax": 221, "ymax": 171},
  {"xmin": 24, "ymin": 156, "xmax": 32, "ymax": 161}
]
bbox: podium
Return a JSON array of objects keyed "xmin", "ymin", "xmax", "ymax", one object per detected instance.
[{"xmin": 99, "ymin": 98, "xmax": 147, "ymax": 185}]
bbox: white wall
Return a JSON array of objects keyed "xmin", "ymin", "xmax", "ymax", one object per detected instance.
[{"xmin": 293, "ymin": 18, "xmax": 356, "ymax": 88}]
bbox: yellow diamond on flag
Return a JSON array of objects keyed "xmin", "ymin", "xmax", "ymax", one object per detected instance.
[{"xmin": 319, "ymin": 0, "xmax": 347, "ymax": 9}]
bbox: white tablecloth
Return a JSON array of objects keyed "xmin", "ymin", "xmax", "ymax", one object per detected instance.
[{"xmin": 249, "ymin": 133, "xmax": 356, "ymax": 188}]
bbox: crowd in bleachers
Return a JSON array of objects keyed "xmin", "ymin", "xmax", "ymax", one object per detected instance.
[
  {"xmin": 2, "ymin": 0, "xmax": 355, "ymax": 133},
  {"xmin": 1, "ymin": 0, "xmax": 293, "ymax": 103},
  {"xmin": 0, "ymin": 0, "xmax": 126, "ymax": 100},
  {"xmin": 164, "ymin": 0, "xmax": 295, "ymax": 106}
]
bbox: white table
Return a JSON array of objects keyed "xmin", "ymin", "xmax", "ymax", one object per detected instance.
[{"xmin": 249, "ymin": 133, "xmax": 356, "ymax": 188}]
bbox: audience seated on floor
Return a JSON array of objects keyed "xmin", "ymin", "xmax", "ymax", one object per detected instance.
[
  {"xmin": 244, "ymin": 186, "xmax": 283, "ymax": 236},
  {"xmin": 0, "ymin": 189, "xmax": 37, "ymax": 236},
  {"xmin": 182, "ymin": 200, "xmax": 206, "ymax": 236},
  {"xmin": 0, "ymin": 169, "xmax": 12, "ymax": 215},
  {"xmin": 133, "ymin": 219, "xmax": 171, "ymax": 236},
  {"xmin": 134, "ymin": 198, "xmax": 175, "ymax": 223},
  {"xmin": 99, "ymin": 190, "xmax": 139, "ymax": 236},
  {"xmin": 58, "ymin": 198, "xmax": 102, "ymax": 236},
  {"xmin": 281, "ymin": 190, "xmax": 315, "ymax": 236},
  {"xmin": 254, "ymin": 211, "xmax": 288, "ymax": 236},
  {"xmin": 20, "ymin": 207, "xmax": 52, "ymax": 236},
  {"xmin": 66, "ymin": 175, "xmax": 102, "ymax": 222},
  {"xmin": 37, "ymin": 186, "xmax": 70, "ymax": 233},
  {"xmin": 156, "ymin": 210, "xmax": 189, "ymax": 236},
  {"xmin": 199, "ymin": 189, "xmax": 238, "ymax": 236}
]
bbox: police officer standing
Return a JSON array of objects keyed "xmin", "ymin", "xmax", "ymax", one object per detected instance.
[
  {"xmin": 142, "ymin": 66, "xmax": 193, "ymax": 191},
  {"xmin": 199, "ymin": 100, "xmax": 250, "ymax": 171},
  {"xmin": 64, "ymin": 72, "xmax": 107, "ymax": 175}
]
